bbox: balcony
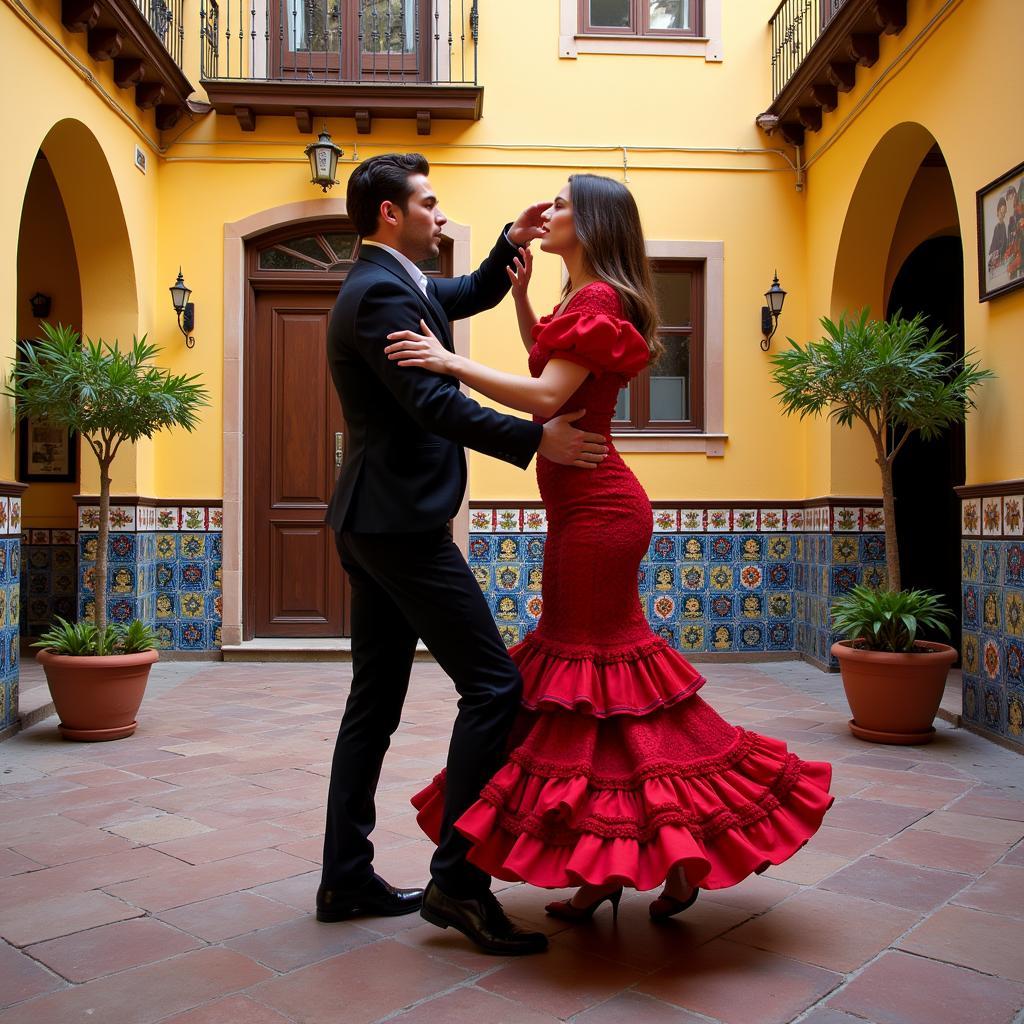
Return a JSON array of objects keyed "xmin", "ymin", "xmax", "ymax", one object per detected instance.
[
  {"xmin": 762, "ymin": 0, "xmax": 909, "ymax": 147},
  {"xmin": 61, "ymin": 0, "xmax": 194, "ymax": 129},
  {"xmin": 199, "ymin": 0, "xmax": 483, "ymax": 134}
]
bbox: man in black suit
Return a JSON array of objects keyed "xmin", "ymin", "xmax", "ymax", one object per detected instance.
[{"xmin": 317, "ymin": 153, "xmax": 607, "ymax": 956}]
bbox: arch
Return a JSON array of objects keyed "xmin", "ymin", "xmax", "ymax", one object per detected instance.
[
  {"xmin": 36, "ymin": 119, "xmax": 138, "ymax": 341},
  {"xmin": 831, "ymin": 122, "xmax": 963, "ymax": 319},
  {"xmin": 220, "ymin": 200, "xmax": 473, "ymax": 647}
]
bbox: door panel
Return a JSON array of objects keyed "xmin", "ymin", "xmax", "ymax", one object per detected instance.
[{"xmin": 250, "ymin": 291, "xmax": 347, "ymax": 637}]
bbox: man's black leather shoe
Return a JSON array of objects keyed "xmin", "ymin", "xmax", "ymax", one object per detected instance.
[
  {"xmin": 316, "ymin": 874, "xmax": 424, "ymax": 922},
  {"xmin": 420, "ymin": 880, "xmax": 549, "ymax": 955}
]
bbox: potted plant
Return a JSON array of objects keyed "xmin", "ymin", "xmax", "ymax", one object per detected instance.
[
  {"xmin": 5, "ymin": 323, "xmax": 208, "ymax": 740},
  {"xmin": 771, "ymin": 310, "xmax": 993, "ymax": 743}
]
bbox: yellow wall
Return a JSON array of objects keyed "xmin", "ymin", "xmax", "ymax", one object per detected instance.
[{"xmin": 3, "ymin": 0, "xmax": 1021, "ymax": 509}]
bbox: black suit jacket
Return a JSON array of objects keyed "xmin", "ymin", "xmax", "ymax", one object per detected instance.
[{"xmin": 325, "ymin": 230, "xmax": 543, "ymax": 533}]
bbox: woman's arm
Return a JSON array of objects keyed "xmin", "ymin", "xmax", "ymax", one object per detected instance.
[
  {"xmin": 507, "ymin": 248, "xmax": 538, "ymax": 352},
  {"xmin": 384, "ymin": 320, "xmax": 589, "ymax": 418}
]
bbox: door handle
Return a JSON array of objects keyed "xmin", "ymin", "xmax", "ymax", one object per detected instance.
[{"xmin": 335, "ymin": 432, "xmax": 344, "ymax": 468}]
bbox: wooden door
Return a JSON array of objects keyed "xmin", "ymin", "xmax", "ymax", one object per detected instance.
[{"xmin": 248, "ymin": 290, "xmax": 348, "ymax": 637}]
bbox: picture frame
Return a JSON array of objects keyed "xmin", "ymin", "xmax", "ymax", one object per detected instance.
[
  {"xmin": 16, "ymin": 341, "xmax": 78, "ymax": 484},
  {"xmin": 977, "ymin": 160, "xmax": 1024, "ymax": 302}
]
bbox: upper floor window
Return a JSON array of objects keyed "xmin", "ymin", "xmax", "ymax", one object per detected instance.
[
  {"xmin": 613, "ymin": 259, "xmax": 703, "ymax": 432},
  {"xmin": 579, "ymin": 0, "xmax": 702, "ymax": 37}
]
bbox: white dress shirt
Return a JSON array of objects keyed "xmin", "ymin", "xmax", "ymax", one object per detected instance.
[{"xmin": 360, "ymin": 239, "xmax": 429, "ymax": 296}]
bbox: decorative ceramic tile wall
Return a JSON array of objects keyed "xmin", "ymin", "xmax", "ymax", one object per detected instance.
[
  {"xmin": 77, "ymin": 503, "xmax": 222, "ymax": 651},
  {"xmin": 959, "ymin": 487, "xmax": 1024, "ymax": 746},
  {"xmin": 20, "ymin": 528, "xmax": 77, "ymax": 638},
  {"xmin": 0, "ymin": 495, "xmax": 23, "ymax": 733},
  {"xmin": 469, "ymin": 503, "xmax": 885, "ymax": 664}
]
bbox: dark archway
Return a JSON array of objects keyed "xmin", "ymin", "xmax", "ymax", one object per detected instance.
[{"xmin": 886, "ymin": 235, "xmax": 965, "ymax": 644}]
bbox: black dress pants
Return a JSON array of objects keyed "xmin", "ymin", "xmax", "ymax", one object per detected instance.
[{"xmin": 321, "ymin": 526, "xmax": 523, "ymax": 898}]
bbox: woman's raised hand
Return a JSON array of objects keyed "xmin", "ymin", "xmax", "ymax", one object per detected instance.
[
  {"xmin": 385, "ymin": 320, "xmax": 454, "ymax": 375},
  {"xmin": 506, "ymin": 246, "xmax": 533, "ymax": 302}
]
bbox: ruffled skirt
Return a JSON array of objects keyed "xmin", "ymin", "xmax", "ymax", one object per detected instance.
[{"xmin": 411, "ymin": 631, "xmax": 834, "ymax": 891}]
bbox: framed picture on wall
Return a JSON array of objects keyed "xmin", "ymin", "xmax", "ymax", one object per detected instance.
[
  {"xmin": 16, "ymin": 341, "xmax": 78, "ymax": 483},
  {"xmin": 977, "ymin": 160, "xmax": 1024, "ymax": 302}
]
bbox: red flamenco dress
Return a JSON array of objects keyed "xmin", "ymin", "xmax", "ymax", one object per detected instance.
[{"xmin": 413, "ymin": 282, "xmax": 834, "ymax": 892}]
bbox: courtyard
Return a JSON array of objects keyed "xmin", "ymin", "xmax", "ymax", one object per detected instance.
[{"xmin": 0, "ymin": 659, "xmax": 1021, "ymax": 1024}]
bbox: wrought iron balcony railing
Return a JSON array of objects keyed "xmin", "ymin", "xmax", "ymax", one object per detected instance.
[
  {"xmin": 770, "ymin": 0, "xmax": 847, "ymax": 101},
  {"xmin": 200, "ymin": 0, "xmax": 478, "ymax": 86},
  {"xmin": 136, "ymin": 0, "xmax": 186, "ymax": 67}
]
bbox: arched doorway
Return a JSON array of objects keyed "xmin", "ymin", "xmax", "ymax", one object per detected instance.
[{"xmin": 240, "ymin": 218, "xmax": 453, "ymax": 641}]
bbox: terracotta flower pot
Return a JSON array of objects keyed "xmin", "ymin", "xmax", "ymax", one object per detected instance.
[
  {"xmin": 831, "ymin": 639, "xmax": 957, "ymax": 745},
  {"xmin": 36, "ymin": 648, "xmax": 159, "ymax": 741}
]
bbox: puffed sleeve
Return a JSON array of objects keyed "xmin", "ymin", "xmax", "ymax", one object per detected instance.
[{"xmin": 530, "ymin": 286, "xmax": 650, "ymax": 378}]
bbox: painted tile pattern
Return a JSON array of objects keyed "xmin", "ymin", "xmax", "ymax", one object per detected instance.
[
  {"xmin": 20, "ymin": 528, "xmax": 77, "ymax": 638},
  {"xmin": 960, "ymin": 490, "xmax": 1024, "ymax": 747},
  {"xmin": 0, "ymin": 496, "xmax": 23, "ymax": 732},
  {"xmin": 77, "ymin": 504, "xmax": 222, "ymax": 651},
  {"xmin": 470, "ymin": 504, "xmax": 884, "ymax": 663}
]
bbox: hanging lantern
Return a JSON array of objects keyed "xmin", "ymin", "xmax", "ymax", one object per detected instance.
[{"xmin": 305, "ymin": 127, "xmax": 343, "ymax": 192}]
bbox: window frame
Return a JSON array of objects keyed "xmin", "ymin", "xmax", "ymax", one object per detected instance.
[
  {"xmin": 577, "ymin": 0, "xmax": 703, "ymax": 39},
  {"xmin": 612, "ymin": 258, "xmax": 705, "ymax": 434}
]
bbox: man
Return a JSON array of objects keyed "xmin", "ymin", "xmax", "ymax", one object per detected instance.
[{"xmin": 318, "ymin": 153, "xmax": 607, "ymax": 956}]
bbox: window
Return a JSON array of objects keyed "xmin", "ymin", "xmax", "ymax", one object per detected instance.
[
  {"xmin": 613, "ymin": 260, "xmax": 703, "ymax": 432},
  {"xmin": 579, "ymin": 0, "xmax": 702, "ymax": 37}
]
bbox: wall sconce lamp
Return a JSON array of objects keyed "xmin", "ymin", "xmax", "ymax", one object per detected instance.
[
  {"xmin": 305, "ymin": 126, "xmax": 344, "ymax": 192},
  {"xmin": 169, "ymin": 269, "xmax": 195, "ymax": 349},
  {"xmin": 761, "ymin": 272, "xmax": 787, "ymax": 351},
  {"xmin": 29, "ymin": 292, "xmax": 52, "ymax": 319}
]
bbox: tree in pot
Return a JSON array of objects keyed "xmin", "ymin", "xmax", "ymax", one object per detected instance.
[
  {"xmin": 5, "ymin": 323, "xmax": 209, "ymax": 740},
  {"xmin": 770, "ymin": 309, "xmax": 993, "ymax": 743}
]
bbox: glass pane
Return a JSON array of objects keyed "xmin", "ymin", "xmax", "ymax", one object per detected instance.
[
  {"xmin": 285, "ymin": 0, "xmax": 341, "ymax": 52},
  {"xmin": 259, "ymin": 247, "xmax": 322, "ymax": 270},
  {"xmin": 650, "ymin": 335, "xmax": 689, "ymax": 421},
  {"xmin": 324, "ymin": 232, "xmax": 357, "ymax": 261},
  {"xmin": 282, "ymin": 235, "xmax": 331, "ymax": 263},
  {"xmin": 653, "ymin": 270, "xmax": 691, "ymax": 326},
  {"xmin": 590, "ymin": 0, "xmax": 631, "ymax": 28},
  {"xmin": 614, "ymin": 385, "xmax": 630, "ymax": 421},
  {"xmin": 416, "ymin": 255, "xmax": 440, "ymax": 272},
  {"xmin": 649, "ymin": 0, "xmax": 689, "ymax": 30},
  {"xmin": 363, "ymin": 0, "xmax": 415, "ymax": 53}
]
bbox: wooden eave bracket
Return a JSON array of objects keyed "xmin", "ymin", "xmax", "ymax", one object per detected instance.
[{"xmin": 760, "ymin": 0, "xmax": 909, "ymax": 146}]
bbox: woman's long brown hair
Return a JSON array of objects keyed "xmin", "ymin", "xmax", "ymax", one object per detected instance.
[{"xmin": 563, "ymin": 173, "xmax": 661, "ymax": 362}]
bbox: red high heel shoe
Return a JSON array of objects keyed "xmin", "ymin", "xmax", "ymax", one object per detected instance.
[
  {"xmin": 545, "ymin": 886, "xmax": 623, "ymax": 923},
  {"xmin": 649, "ymin": 885, "xmax": 699, "ymax": 921}
]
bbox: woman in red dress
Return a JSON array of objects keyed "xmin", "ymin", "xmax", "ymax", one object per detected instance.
[{"xmin": 384, "ymin": 174, "xmax": 833, "ymax": 921}]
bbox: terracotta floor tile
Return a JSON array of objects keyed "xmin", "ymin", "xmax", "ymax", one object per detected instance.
[
  {"xmin": 762, "ymin": 848, "xmax": 851, "ymax": 885},
  {"xmin": 25, "ymin": 917, "xmax": 201, "ymax": 982},
  {"xmin": 0, "ymin": 947, "xmax": 272, "ymax": 1024},
  {"xmin": 251, "ymin": 940, "xmax": 469, "ymax": 1024},
  {"xmin": 897, "ymin": 904, "xmax": 1024, "ymax": 980},
  {"xmin": 798, "ymin": 1011, "xmax": 874, "ymax": 1024},
  {"xmin": 107, "ymin": 815, "xmax": 214, "ymax": 844},
  {"xmin": 637, "ymin": 938, "xmax": 842, "ymax": 1024},
  {"xmin": 0, "ymin": 849, "xmax": 41, "ymax": 877},
  {"xmin": 10, "ymin": 829, "xmax": 136, "ymax": 867},
  {"xmin": 952, "ymin": 864, "xmax": 1024, "ymax": 919},
  {"xmin": 0, "ymin": 890, "xmax": 144, "ymax": 947},
  {"xmin": 828, "ymin": 949, "xmax": 1024, "ymax": 1024},
  {"xmin": 225, "ymin": 915, "xmax": 378, "ymax": 971},
  {"xmin": 392, "ymin": 986, "xmax": 572, "ymax": 1024},
  {"xmin": 873, "ymin": 829, "xmax": 1007, "ymax": 874},
  {"xmin": 570, "ymin": 991, "xmax": 709, "ymax": 1024},
  {"xmin": 726, "ymin": 887, "xmax": 919, "ymax": 971},
  {"xmin": 842, "ymin": 751, "xmax": 919, "ymax": 771},
  {"xmin": 909, "ymin": 811, "xmax": 1024, "ymax": 846},
  {"xmin": 477, "ymin": 942, "xmax": 644, "ymax": 1019},
  {"xmin": 946, "ymin": 793, "xmax": 1024, "ymax": 822},
  {"xmin": 550, "ymin": 892, "xmax": 751, "ymax": 970},
  {"xmin": 151, "ymin": 822, "xmax": 295, "ymax": 864},
  {"xmin": 820, "ymin": 855, "xmax": 969, "ymax": 913},
  {"xmin": 1001, "ymin": 841, "xmax": 1024, "ymax": 866},
  {"xmin": 157, "ymin": 994, "xmax": 294, "ymax": 1024},
  {"xmin": 157, "ymin": 891, "xmax": 306, "ymax": 941},
  {"xmin": 804, "ymin": 824, "xmax": 883, "ymax": 858},
  {"xmin": 0, "ymin": 938, "xmax": 66, "ymax": 1008},
  {"xmin": 699, "ymin": 873, "xmax": 800, "ymax": 914},
  {"xmin": 248, "ymin": 870, "xmax": 321, "ymax": 912},
  {"xmin": 104, "ymin": 849, "xmax": 313, "ymax": 912},
  {"xmin": 61, "ymin": 801, "xmax": 168, "ymax": 829},
  {"xmin": 824, "ymin": 798, "xmax": 929, "ymax": 836}
]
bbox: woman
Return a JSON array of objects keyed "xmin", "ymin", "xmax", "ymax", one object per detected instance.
[{"xmin": 385, "ymin": 174, "xmax": 833, "ymax": 921}]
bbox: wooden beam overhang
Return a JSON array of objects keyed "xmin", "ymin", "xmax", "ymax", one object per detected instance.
[
  {"xmin": 62, "ymin": 0, "xmax": 194, "ymax": 131},
  {"xmin": 201, "ymin": 79, "xmax": 484, "ymax": 134}
]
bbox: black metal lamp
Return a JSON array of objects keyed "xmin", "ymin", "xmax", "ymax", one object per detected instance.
[
  {"xmin": 760, "ymin": 272, "xmax": 787, "ymax": 351},
  {"xmin": 169, "ymin": 268, "xmax": 195, "ymax": 349},
  {"xmin": 305, "ymin": 126, "xmax": 343, "ymax": 192},
  {"xmin": 29, "ymin": 292, "xmax": 52, "ymax": 318}
]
